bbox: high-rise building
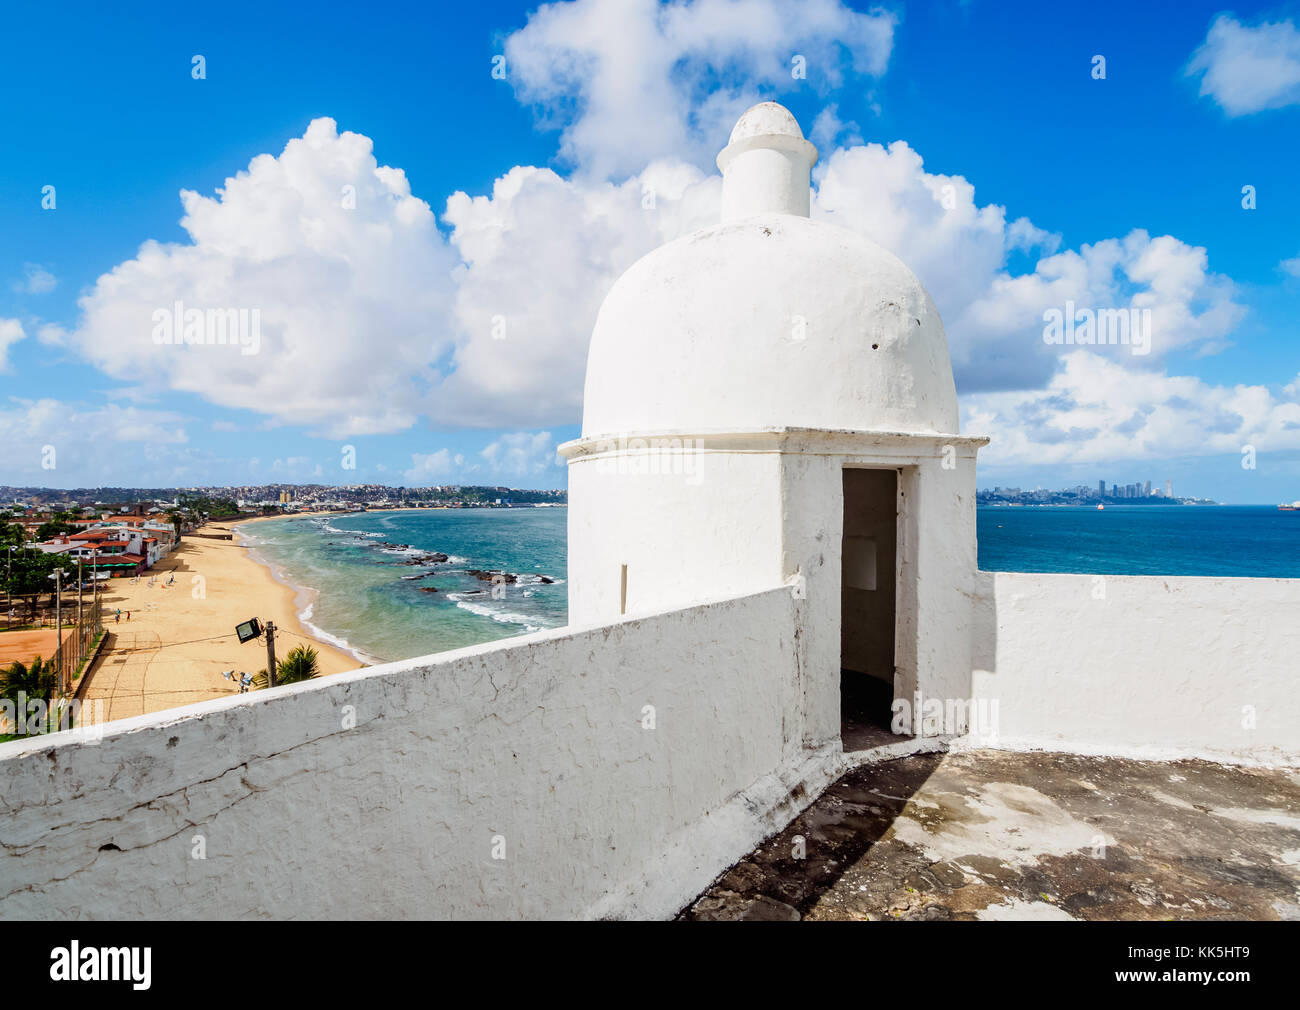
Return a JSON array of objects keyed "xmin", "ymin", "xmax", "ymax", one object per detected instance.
[
  {"xmin": 1098, "ymin": 480, "xmax": 1105, "ymax": 496},
  {"xmin": 1165, "ymin": 480, "xmax": 1173, "ymax": 498}
]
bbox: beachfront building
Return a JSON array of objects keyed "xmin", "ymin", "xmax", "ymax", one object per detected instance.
[
  {"xmin": 1, "ymin": 104, "xmax": 1297, "ymax": 921},
  {"xmin": 31, "ymin": 525, "xmax": 165, "ymax": 577}
]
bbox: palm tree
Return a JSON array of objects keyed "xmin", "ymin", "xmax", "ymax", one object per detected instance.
[
  {"xmin": 1, "ymin": 656, "xmax": 57, "ymax": 734},
  {"xmin": 252, "ymin": 644, "xmax": 320, "ymax": 689},
  {"xmin": 277, "ymin": 644, "xmax": 320, "ymax": 683}
]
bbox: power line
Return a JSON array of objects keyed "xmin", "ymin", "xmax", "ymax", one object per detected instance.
[
  {"xmin": 98, "ymin": 631, "xmax": 235, "ymax": 653},
  {"xmin": 99, "ymin": 625, "xmax": 338, "ymax": 657}
]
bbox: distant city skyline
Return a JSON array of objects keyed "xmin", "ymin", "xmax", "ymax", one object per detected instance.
[
  {"xmin": 977, "ymin": 476, "xmax": 1230, "ymax": 504},
  {"xmin": 986, "ymin": 478, "xmax": 1173, "ymax": 498}
]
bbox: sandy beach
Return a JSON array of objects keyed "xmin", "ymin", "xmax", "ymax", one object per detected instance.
[{"xmin": 78, "ymin": 523, "xmax": 360, "ymax": 723}]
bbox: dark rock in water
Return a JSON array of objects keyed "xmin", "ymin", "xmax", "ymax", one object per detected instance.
[
  {"xmin": 538, "ymin": 576, "xmax": 554, "ymax": 584},
  {"xmin": 418, "ymin": 586, "xmax": 439, "ymax": 593},
  {"xmin": 466, "ymin": 569, "xmax": 517, "ymax": 584}
]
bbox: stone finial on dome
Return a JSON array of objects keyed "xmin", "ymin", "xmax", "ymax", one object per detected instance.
[
  {"xmin": 716, "ymin": 102, "xmax": 818, "ymax": 222},
  {"xmin": 727, "ymin": 101, "xmax": 805, "ymax": 143}
]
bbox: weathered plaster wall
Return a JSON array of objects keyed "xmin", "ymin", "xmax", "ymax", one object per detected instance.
[
  {"xmin": 972, "ymin": 572, "xmax": 1300, "ymax": 765},
  {"xmin": 0, "ymin": 586, "xmax": 835, "ymax": 920},
  {"xmin": 566, "ymin": 446, "xmax": 783, "ymax": 626}
]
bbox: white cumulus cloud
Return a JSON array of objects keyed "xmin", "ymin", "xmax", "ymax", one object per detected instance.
[
  {"xmin": 0, "ymin": 398, "xmax": 191, "ymax": 483},
  {"xmin": 67, "ymin": 118, "xmax": 457, "ymax": 438},
  {"xmin": 404, "ymin": 449, "xmax": 466, "ymax": 485},
  {"xmin": 1186, "ymin": 14, "xmax": 1300, "ymax": 115},
  {"xmin": 814, "ymin": 142, "xmax": 1243, "ymax": 391},
  {"xmin": 965, "ymin": 353, "xmax": 1300, "ymax": 469},
  {"xmin": 504, "ymin": 0, "xmax": 895, "ymax": 178},
  {"xmin": 435, "ymin": 160, "xmax": 719, "ymax": 427},
  {"xmin": 480, "ymin": 431, "xmax": 561, "ymax": 477},
  {"xmin": 0, "ymin": 319, "xmax": 25, "ymax": 372},
  {"xmin": 13, "ymin": 264, "xmax": 56, "ymax": 295}
]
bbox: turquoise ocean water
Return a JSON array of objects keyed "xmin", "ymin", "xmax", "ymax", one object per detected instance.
[
  {"xmin": 240, "ymin": 504, "xmax": 1299, "ymax": 664},
  {"xmin": 237, "ymin": 508, "xmax": 568, "ymax": 664},
  {"xmin": 977, "ymin": 504, "xmax": 1300, "ymax": 578}
]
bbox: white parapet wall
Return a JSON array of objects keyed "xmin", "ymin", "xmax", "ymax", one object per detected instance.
[
  {"xmin": 971, "ymin": 571, "xmax": 1300, "ymax": 766},
  {"xmin": 0, "ymin": 585, "xmax": 838, "ymax": 920}
]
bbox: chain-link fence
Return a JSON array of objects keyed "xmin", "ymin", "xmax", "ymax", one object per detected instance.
[{"xmin": 52, "ymin": 593, "xmax": 104, "ymax": 694}]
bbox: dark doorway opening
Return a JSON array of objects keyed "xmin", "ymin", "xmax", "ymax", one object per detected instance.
[{"xmin": 840, "ymin": 468, "xmax": 899, "ymax": 750}]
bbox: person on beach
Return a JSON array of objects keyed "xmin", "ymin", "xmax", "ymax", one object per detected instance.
[
  {"xmin": 115, "ymin": 610, "xmax": 121, "ymax": 623},
  {"xmin": 126, "ymin": 612, "xmax": 131, "ymax": 621}
]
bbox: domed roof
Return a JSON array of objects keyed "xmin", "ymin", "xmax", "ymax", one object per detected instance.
[
  {"xmin": 580, "ymin": 103, "xmax": 959, "ymax": 438},
  {"xmin": 728, "ymin": 101, "xmax": 804, "ymax": 143}
]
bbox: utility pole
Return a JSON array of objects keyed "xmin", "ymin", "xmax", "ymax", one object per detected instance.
[
  {"xmin": 76, "ymin": 558, "xmax": 84, "ymax": 665},
  {"xmin": 265, "ymin": 621, "xmax": 277, "ymax": 688},
  {"xmin": 48, "ymin": 568, "xmax": 65, "ymax": 694}
]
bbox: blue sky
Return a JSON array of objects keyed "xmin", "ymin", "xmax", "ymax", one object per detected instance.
[{"xmin": 1, "ymin": 0, "xmax": 1298, "ymax": 501}]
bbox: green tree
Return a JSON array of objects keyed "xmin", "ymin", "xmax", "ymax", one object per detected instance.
[
  {"xmin": 35, "ymin": 521, "xmax": 76, "ymax": 541},
  {"xmin": 0, "ymin": 519, "xmax": 25, "ymax": 548},
  {"xmin": 0, "ymin": 656, "xmax": 57, "ymax": 735},
  {"xmin": 252, "ymin": 644, "xmax": 320, "ymax": 689},
  {"xmin": 4, "ymin": 548, "xmax": 61, "ymax": 599}
]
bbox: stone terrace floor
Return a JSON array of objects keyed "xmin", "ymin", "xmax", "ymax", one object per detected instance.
[{"xmin": 679, "ymin": 749, "xmax": 1300, "ymax": 921}]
